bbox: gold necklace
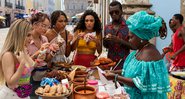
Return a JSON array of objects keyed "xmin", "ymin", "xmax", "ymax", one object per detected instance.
[
  {"xmin": 135, "ymin": 43, "xmax": 151, "ymax": 58},
  {"xmin": 52, "ymin": 29, "xmax": 59, "ymax": 36}
]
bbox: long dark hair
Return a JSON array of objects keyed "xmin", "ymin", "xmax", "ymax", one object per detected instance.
[
  {"xmin": 50, "ymin": 10, "xmax": 68, "ymax": 28},
  {"xmin": 74, "ymin": 10, "xmax": 102, "ymax": 35}
]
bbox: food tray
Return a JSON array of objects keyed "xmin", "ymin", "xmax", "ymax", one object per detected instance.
[{"xmin": 35, "ymin": 89, "xmax": 72, "ymax": 98}]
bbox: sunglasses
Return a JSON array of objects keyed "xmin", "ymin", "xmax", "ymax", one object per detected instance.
[{"xmin": 109, "ymin": 11, "xmax": 120, "ymax": 15}]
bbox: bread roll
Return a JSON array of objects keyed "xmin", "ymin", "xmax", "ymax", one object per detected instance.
[
  {"xmin": 35, "ymin": 87, "xmax": 44, "ymax": 94},
  {"xmin": 49, "ymin": 84, "xmax": 57, "ymax": 95},
  {"xmin": 57, "ymin": 84, "xmax": 63, "ymax": 94},
  {"xmin": 44, "ymin": 85, "xmax": 50, "ymax": 93}
]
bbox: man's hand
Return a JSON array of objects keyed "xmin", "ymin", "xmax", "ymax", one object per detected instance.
[{"xmin": 170, "ymin": 53, "xmax": 177, "ymax": 60}]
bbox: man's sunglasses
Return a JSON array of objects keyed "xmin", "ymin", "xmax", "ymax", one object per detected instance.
[{"xmin": 109, "ymin": 11, "xmax": 120, "ymax": 15}]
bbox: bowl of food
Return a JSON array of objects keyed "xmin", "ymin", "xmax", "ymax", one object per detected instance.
[{"xmin": 71, "ymin": 65, "xmax": 87, "ymax": 71}]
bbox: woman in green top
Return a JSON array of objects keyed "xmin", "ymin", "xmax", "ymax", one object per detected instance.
[{"xmin": 105, "ymin": 11, "xmax": 171, "ymax": 99}]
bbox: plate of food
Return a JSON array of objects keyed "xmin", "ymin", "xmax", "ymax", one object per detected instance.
[
  {"xmin": 35, "ymin": 84, "xmax": 72, "ymax": 98},
  {"xmin": 54, "ymin": 62, "xmax": 71, "ymax": 68},
  {"xmin": 91, "ymin": 57, "xmax": 116, "ymax": 70},
  {"xmin": 71, "ymin": 65, "xmax": 87, "ymax": 71}
]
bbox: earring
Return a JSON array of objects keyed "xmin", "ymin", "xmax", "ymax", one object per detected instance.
[{"xmin": 140, "ymin": 40, "xmax": 143, "ymax": 43}]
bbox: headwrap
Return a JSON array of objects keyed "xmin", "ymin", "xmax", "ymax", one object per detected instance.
[{"xmin": 126, "ymin": 11, "xmax": 162, "ymax": 40}]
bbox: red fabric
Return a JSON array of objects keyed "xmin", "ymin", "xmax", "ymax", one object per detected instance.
[
  {"xmin": 172, "ymin": 26, "xmax": 185, "ymax": 67},
  {"xmin": 73, "ymin": 53, "xmax": 97, "ymax": 67}
]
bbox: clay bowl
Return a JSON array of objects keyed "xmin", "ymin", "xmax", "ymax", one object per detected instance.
[
  {"xmin": 73, "ymin": 78, "xmax": 87, "ymax": 88},
  {"xmin": 75, "ymin": 70, "xmax": 88, "ymax": 78},
  {"xmin": 74, "ymin": 85, "xmax": 96, "ymax": 99}
]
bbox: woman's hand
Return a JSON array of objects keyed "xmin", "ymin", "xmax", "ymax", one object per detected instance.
[
  {"xmin": 104, "ymin": 70, "xmax": 115, "ymax": 80},
  {"xmin": 77, "ymin": 32, "xmax": 85, "ymax": 39},
  {"xmin": 40, "ymin": 43, "xmax": 50, "ymax": 50},
  {"xmin": 18, "ymin": 51, "xmax": 31, "ymax": 67},
  {"xmin": 68, "ymin": 33, "xmax": 74, "ymax": 42},
  {"xmin": 49, "ymin": 43, "xmax": 59, "ymax": 52},
  {"xmin": 88, "ymin": 35, "xmax": 96, "ymax": 41}
]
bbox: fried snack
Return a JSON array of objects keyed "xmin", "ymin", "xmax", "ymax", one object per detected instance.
[
  {"xmin": 99, "ymin": 57, "xmax": 106, "ymax": 61},
  {"xmin": 57, "ymin": 84, "xmax": 63, "ymax": 94},
  {"xmin": 99, "ymin": 57, "xmax": 113, "ymax": 64},
  {"xmin": 106, "ymin": 58, "xmax": 113, "ymax": 63},
  {"xmin": 94, "ymin": 60, "xmax": 100, "ymax": 66},
  {"xmin": 49, "ymin": 84, "xmax": 57, "ymax": 95},
  {"xmin": 107, "ymin": 62, "xmax": 116, "ymax": 67},
  {"xmin": 44, "ymin": 85, "xmax": 50, "ymax": 93},
  {"xmin": 45, "ymin": 70, "xmax": 70, "ymax": 81},
  {"xmin": 35, "ymin": 87, "xmax": 44, "ymax": 94}
]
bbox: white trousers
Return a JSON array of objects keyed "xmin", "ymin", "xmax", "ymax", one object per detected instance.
[{"xmin": 0, "ymin": 85, "xmax": 30, "ymax": 99}]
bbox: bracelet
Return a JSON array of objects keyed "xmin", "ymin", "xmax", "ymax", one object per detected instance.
[
  {"xmin": 114, "ymin": 74, "xmax": 118, "ymax": 88},
  {"xmin": 114, "ymin": 74, "xmax": 118, "ymax": 82}
]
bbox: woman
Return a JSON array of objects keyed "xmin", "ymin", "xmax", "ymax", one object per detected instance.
[
  {"xmin": 71, "ymin": 10, "xmax": 102, "ymax": 67},
  {"xmin": 105, "ymin": 11, "xmax": 171, "ymax": 99},
  {"xmin": 27, "ymin": 12, "xmax": 52, "ymax": 98},
  {"xmin": 0, "ymin": 19, "xmax": 35, "ymax": 99},
  {"xmin": 45, "ymin": 10, "xmax": 73, "ymax": 65}
]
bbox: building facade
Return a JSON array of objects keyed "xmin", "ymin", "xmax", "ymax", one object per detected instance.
[
  {"xmin": 26, "ymin": 0, "xmax": 55, "ymax": 15},
  {"xmin": 55, "ymin": 0, "xmax": 61, "ymax": 10},
  {"xmin": 0, "ymin": 0, "xmax": 26, "ymax": 27},
  {"xmin": 64, "ymin": 0, "xmax": 90, "ymax": 17}
]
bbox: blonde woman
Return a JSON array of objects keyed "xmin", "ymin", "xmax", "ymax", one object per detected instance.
[{"xmin": 0, "ymin": 19, "xmax": 35, "ymax": 99}]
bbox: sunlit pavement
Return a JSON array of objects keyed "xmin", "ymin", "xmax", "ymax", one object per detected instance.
[{"xmin": 0, "ymin": 28, "xmax": 9, "ymax": 51}]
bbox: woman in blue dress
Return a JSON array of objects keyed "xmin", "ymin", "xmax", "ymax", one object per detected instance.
[{"xmin": 105, "ymin": 11, "xmax": 171, "ymax": 99}]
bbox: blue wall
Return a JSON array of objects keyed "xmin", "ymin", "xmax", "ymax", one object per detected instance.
[{"xmin": 150, "ymin": 0, "xmax": 180, "ymax": 53}]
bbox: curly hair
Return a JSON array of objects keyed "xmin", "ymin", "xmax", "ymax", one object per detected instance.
[
  {"xmin": 30, "ymin": 12, "xmax": 50, "ymax": 25},
  {"xmin": 74, "ymin": 10, "xmax": 102, "ymax": 35},
  {"xmin": 50, "ymin": 10, "xmax": 68, "ymax": 28}
]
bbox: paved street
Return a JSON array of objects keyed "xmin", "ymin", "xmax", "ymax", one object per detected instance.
[{"xmin": 0, "ymin": 28, "xmax": 9, "ymax": 51}]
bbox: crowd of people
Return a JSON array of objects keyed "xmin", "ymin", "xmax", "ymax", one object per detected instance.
[{"xmin": 0, "ymin": 1, "xmax": 184, "ymax": 99}]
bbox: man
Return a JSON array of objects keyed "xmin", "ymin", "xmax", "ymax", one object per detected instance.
[
  {"xmin": 170, "ymin": 14, "xmax": 185, "ymax": 71},
  {"xmin": 103, "ymin": 1, "xmax": 134, "ymax": 70}
]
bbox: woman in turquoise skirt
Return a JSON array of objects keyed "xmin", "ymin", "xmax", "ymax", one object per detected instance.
[{"xmin": 105, "ymin": 11, "xmax": 171, "ymax": 99}]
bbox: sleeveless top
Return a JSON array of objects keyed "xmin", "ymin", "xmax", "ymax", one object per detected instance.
[
  {"xmin": 16, "ymin": 63, "xmax": 34, "ymax": 85},
  {"xmin": 172, "ymin": 26, "xmax": 185, "ymax": 67},
  {"xmin": 76, "ymin": 31, "xmax": 97, "ymax": 54}
]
